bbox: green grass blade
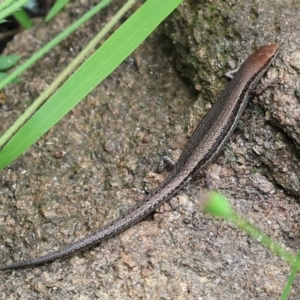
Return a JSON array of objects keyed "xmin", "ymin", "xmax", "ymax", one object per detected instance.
[
  {"xmin": 0, "ymin": 0, "xmax": 28, "ymax": 21},
  {"xmin": 0, "ymin": 55, "xmax": 20, "ymax": 70},
  {"xmin": 0, "ymin": 0, "xmax": 121, "ymax": 148},
  {"xmin": 0, "ymin": 0, "xmax": 182, "ymax": 169},
  {"xmin": 0, "ymin": 0, "xmax": 112, "ymax": 90},
  {"xmin": 46, "ymin": 0, "xmax": 71, "ymax": 22},
  {"xmin": 0, "ymin": 72, "xmax": 8, "ymax": 82},
  {"xmin": 0, "ymin": 0, "xmax": 22, "ymax": 12},
  {"xmin": 13, "ymin": 8, "xmax": 33, "ymax": 29}
]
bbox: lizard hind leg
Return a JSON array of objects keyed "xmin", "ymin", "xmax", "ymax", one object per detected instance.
[
  {"xmin": 156, "ymin": 155, "xmax": 176, "ymax": 173},
  {"xmin": 191, "ymin": 169, "xmax": 213, "ymax": 190}
]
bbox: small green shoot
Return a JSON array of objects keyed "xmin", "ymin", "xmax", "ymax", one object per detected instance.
[
  {"xmin": 203, "ymin": 192, "xmax": 296, "ymax": 266},
  {"xmin": 203, "ymin": 191, "xmax": 299, "ymax": 299},
  {"xmin": 280, "ymin": 249, "xmax": 300, "ymax": 300},
  {"xmin": 203, "ymin": 191, "xmax": 234, "ymax": 219}
]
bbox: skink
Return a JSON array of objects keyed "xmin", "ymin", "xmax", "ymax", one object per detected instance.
[{"xmin": 0, "ymin": 44, "xmax": 280, "ymax": 271}]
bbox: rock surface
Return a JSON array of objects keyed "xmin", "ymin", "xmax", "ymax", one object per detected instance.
[{"xmin": 0, "ymin": 0, "xmax": 300, "ymax": 299}]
